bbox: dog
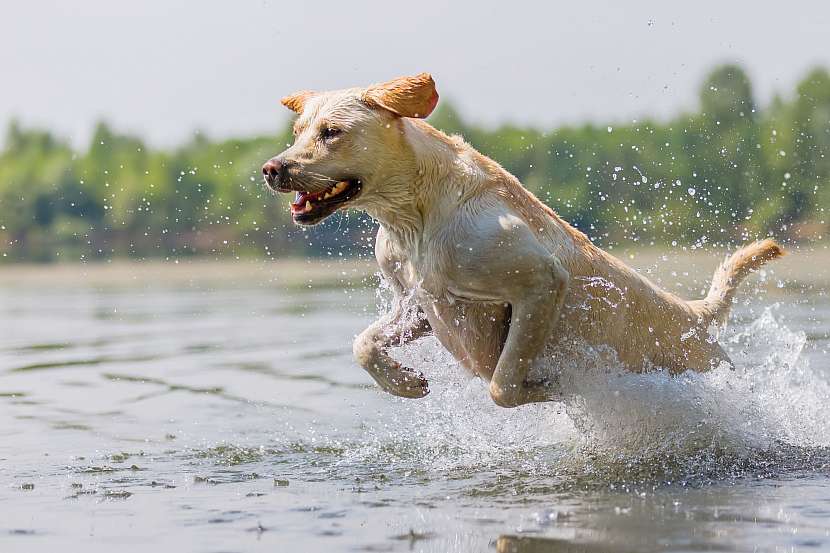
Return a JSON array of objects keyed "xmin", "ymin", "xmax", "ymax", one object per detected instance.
[{"xmin": 262, "ymin": 73, "xmax": 783, "ymax": 407}]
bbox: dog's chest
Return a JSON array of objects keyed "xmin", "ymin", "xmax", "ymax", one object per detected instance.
[
  {"xmin": 394, "ymin": 255, "xmax": 508, "ymax": 377},
  {"xmin": 420, "ymin": 294, "xmax": 509, "ymax": 378}
]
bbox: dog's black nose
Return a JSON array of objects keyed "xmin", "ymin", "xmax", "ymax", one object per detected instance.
[{"xmin": 262, "ymin": 158, "xmax": 285, "ymax": 187}]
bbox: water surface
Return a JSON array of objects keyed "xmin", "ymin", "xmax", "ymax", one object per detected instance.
[{"xmin": 1, "ymin": 258, "xmax": 829, "ymax": 552}]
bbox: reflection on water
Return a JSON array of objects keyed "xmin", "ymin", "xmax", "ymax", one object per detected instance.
[
  {"xmin": 496, "ymin": 535, "xmax": 629, "ymax": 553},
  {"xmin": 0, "ymin": 262, "xmax": 829, "ymax": 552}
]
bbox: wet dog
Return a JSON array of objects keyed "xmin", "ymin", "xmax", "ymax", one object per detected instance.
[{"xmin": 262, "ymin": 73, "xmax": 783, "ymax": 407}]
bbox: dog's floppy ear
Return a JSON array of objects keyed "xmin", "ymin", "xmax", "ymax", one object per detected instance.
[
  {"xmin": 362, "ymin": 73, "xmax": 439, "ymax": 118},
  {"xmin": 281, "ymin": 90, "xmax": 316, "ymax": 113}
]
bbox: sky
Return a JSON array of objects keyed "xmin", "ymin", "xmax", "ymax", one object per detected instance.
[{"xmin": 2, "ymin": 0, "xmax": 829, "ymax": 148}]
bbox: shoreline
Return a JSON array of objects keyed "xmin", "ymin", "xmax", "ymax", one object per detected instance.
[
  {"xmin": 0, "ymin": 257, "xmax": 379, "ymax": 289},
  {"xmin": 0, "ymin": 244, "xmax": 827, "ymax": 291}
]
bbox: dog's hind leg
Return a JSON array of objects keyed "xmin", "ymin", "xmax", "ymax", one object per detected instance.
[
  {"xmin": 689, "ymin": 341, "xmax": 734, "ymax": 372},
  {"xmin": 670, "ymin": 340, "xmax": 733, "ymax": 374}
]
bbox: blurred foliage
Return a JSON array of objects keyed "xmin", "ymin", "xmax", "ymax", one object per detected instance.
[{"xmin": 1, "ymin": 64, "xmax": 828, "ymax": 263}]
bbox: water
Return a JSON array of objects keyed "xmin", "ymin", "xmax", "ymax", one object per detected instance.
[{"xmin": 1, "ymin": 259, "xmax": 830, "ymax": 552}]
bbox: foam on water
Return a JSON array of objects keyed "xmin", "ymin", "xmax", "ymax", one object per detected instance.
[{"xmin": 333, "ymin": 305, "xmax": 830, "ymax": 484}]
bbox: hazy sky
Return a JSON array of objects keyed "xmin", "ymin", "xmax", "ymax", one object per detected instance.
[{"xmin": 2, "ymin": 1, "xmax": 829, "ymax": 148}]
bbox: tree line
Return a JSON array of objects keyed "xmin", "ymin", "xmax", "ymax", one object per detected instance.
[{"xmin": 1, "ymin": 64, "xmax": 828, "ymax": 263}]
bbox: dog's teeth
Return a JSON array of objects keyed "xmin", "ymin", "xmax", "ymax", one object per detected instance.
[
  {"xmin": 323, "ymin": 192, "xmax": 331, "ymax": 199},
  {"xmin": 304, "ymin": 201, "xmax": 312, "ymax": 212}
]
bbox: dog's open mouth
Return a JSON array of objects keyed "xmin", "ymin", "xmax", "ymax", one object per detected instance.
[{"xmin": 288, "ymin": 179, "xmax": 362, "ymax": 225}]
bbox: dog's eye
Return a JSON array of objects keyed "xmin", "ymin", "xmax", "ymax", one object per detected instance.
[{"xmin": 320, "ymin": 127, "xmax": 342, "ymax": 141}]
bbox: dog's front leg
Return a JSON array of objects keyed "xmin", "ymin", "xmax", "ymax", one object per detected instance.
[
  {"xmin": 353, "ymin": 301, "xmax": 431, "ymax": 398},
  {"xmin": 489, "ymin": 255, "xmax": 569, "ymax": 408}
]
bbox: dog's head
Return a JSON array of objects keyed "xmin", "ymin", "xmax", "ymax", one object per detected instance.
[{"xmin": 262, "ymin": 73, "xmax": 438, "ymax": 225}]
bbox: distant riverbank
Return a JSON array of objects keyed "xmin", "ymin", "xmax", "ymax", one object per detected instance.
[
  {"xmin": 0, "ymin": 257, "xmax": 377, "ymax": 289},
  {"xmin": 0, "ymin": 244, "xmax": 827, "ymax": 294}
]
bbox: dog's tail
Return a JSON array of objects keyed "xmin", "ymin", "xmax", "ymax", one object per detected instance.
[{"xmin": 689, "ymin": 239, "xmax": 785, "ymax": 326}]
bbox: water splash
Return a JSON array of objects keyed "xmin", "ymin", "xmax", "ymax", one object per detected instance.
[{"xmin": 330, "ymin": 306, "xmax": 830, "ymax": 485}]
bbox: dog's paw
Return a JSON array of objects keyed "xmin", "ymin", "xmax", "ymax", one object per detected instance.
[
  {"xmin": 364, "ymin": 357, "xmax": 430, "ymax": 399},
  {"xmin": 522, "ymin": 377, "xmax": 563, "ymax": 403},
  {"xmin": 389, "ymin": 367, "xmax": 430, "ymax": 399}
]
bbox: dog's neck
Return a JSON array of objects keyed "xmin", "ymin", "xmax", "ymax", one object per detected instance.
[
  {"xmin": 361, "ymin": 117, "xmax": 595, "ymax": 263},
  {"xmin": 362, "ymin": 119, "xmax": 488, "ymax": 244}
]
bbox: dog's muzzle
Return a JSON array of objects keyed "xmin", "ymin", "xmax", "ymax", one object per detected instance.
[{"xmin": 262, "ymin": 157, "xmax": 287, "ymax": 191}]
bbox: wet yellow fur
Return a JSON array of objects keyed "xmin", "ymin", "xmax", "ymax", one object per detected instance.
[{"xmin": 268, "ymin": 74, "xmax": 784, "ymax": 406}]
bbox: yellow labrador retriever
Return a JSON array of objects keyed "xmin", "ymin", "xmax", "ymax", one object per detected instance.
[{"xmin": 262, "ymin": 73, "xmax": 783, "ymax": 407}]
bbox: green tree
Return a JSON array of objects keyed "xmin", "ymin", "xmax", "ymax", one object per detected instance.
[{"xmin": 789, "ymin": 68, "xmax": 830, "ymax": 226}]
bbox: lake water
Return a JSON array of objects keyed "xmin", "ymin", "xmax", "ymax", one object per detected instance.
[{"xmin": 1, "ymin": 257, "xmax": 829, "ymax": 553}]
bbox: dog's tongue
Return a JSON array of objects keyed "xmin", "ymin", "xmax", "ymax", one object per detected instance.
[
  {"xmin": 292, "ymin": 191, "xmax": 317, "ymax": 206},
  {"xmin": 289, "ymin": 181, "xmax": 351, "ymax": 213},
  {"xmin": 291, "ymin": 190, "xmax": 326, "ymax": 213}
]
